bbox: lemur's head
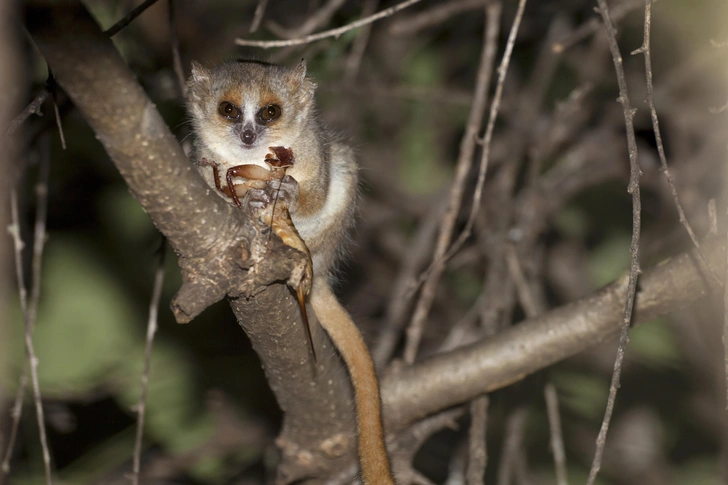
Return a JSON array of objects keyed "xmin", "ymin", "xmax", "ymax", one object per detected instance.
[{"xmin": 187, "ymin": 59, "xmax": 317, "ymax": 161}]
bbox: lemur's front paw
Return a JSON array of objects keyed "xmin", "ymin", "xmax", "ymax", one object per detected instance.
[
  {"xmin": 245, "ymin": 188, "xmax": 273, "ymax": 211},
  {"xmin": 267, "ymin": 174, "xmax": 299, "ymax": 208}
]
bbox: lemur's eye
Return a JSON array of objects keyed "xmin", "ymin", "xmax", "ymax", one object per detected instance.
[
  {"xmin": 217, "ymin": 102, "xmax": 240, "ymax": 120},
  {"xmin": 258, "ymin": 104, "xmax": 282, "ymax": 122}
]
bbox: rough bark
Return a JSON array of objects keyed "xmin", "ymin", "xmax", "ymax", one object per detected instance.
[
  {"xmin": 383, "ymin": 238, "xmax": 724, "ymax": 429},
  {"xmin": 27, "ymin": 4, "xmax": 353, "ymax": 482}
]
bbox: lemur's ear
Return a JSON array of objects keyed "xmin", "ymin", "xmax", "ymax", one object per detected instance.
[
  {"xmin": 189, "ymin": 61, "xmax": 211, "ymax": 85},
  {"xmin": 292, "ymin": 59, "xmax": 307, "ymax": 80},
  {"xmin": 289, "ymin": 59, "xmax": 317, "ymax": 101}
]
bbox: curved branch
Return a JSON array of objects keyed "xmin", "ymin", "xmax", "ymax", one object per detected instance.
[
  {"xmin": 27, "ymin": 4, "xmax": 263, "ymax": 322},
  {"xmin": 26, "ymin": 4, "xmax": 364, "ymax": 483},
  {"xmin": 383, "ymin": 238, "xmax": 725, "ymax": 428}
]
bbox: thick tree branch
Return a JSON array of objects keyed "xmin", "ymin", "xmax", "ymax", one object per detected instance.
[
  {"xmin": 383, "ymin": 238, "xmax": 725, "ymax": 428},
  {"xmin": 25, "ymin": 4, "xmax": 320, "ymax": 326},
  {"xmin": 28, "ymin": 5, "xmax": 257, "ymax": 322},
  {"xmin": 26, "ymin": 4, "xmax": 364, "ymax": 483}
]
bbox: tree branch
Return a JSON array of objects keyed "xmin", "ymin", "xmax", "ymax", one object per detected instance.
[
  {"xmin": 26, "ymin": 4, "xmax": 368, "ymax": 482},
  {"xmin": 27, "ymin": 4, "xmax": 263, "ymax": 322},
  {"xmin": 383, "ymin": 238, "xmax": 725, "ymax": 429}
]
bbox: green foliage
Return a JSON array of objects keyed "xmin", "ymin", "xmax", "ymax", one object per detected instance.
[
  {"xmin": 4, "ymin": 238, "xmax": 216, "ymax": 480},
  {"xmin": 446, "ymin": 270, "xmax": 482, "ymax": 306},
  {"xmin": 7, "ymin": 238, "xmax": 138, "ymax": 395},
  {"xmin": 628, "ymin": 318, "xmax": 681, "ymax": 370},
  {"xmin": 399, "ymin": 50, "xmax": 450, "ymax": 195},
  {"xmin": 554, "ymin": 205, "xmax": 589, "ymax": 239},
  {"xmin": 672, "ymin": 457, "xmax": 720, "ymax": 485},
  {"xmin": 587, "ymin": 234, "xmax": 631, "ymax": 287},
  {"xmin": 551, "ymin": 370, "xmax": 609, "ymax": 420},
  {"xmin": 98, "ymin": 187, "xmax": 156, "ymax": 253}
]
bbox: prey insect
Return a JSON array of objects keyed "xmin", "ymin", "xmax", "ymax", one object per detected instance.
[{"xmin": 197, "ymin": 147, "xmax": 316, "ymax": 361}]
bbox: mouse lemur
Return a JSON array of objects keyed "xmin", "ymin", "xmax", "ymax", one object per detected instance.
[{"xmin": 187, "ymin": 59, "xmax": 396, "ymax": 485}]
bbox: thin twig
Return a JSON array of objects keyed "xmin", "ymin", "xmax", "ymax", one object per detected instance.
[
  {"xmin": 446, "ymin": 444, "xmax": 468, "ymax": 485},
  {"xmin": 528, "ymin": 82, "xmax": 593, "ymax": 176},
  {"xmin": 105, "ymin": 0, "xmax": 161, "ymax": 37},
  {"xmin": 544, "ymin": 383, "xmax": 568, "ymax": 485},
  {"xmin": 551, "ymin": 0, "xmax": 642, "ymax": 53},
  {"xmin": 28, "ymin": 148, "xmax": 53, "ymax": 484},
  {"xmin": 1, "ymin": 193, "xmax": 29, "ymax": 475},
  {"xmin": 24, "ymin": 265, "xmax": 53, "ymax": 485},
  {"xmin": 374, "ymin": 199, "xmax": 443, "ymax": 368},
  {"xmin": 586, "ymin": 0, "xmax": 642, "ymax": 483},
  {"xmin": 471, "ymin": 13, "xmax": 563, "ymax": 341},
  {"xmin": 631, "ymin": 0, "xmax": 719, "ymax": 285},
  {"xmin": 51, "ymin": 99, "xmax": 65, "ymax": 150},
  {"xmin": 387, "ymin": 407, "xmax": 465, "ymax": 485},
  {"xmin": 47, "ymin": 75, "xmax": 66, "ymax": 151},
  {"xmin": 168, "ymin": 0, "xmax": 186, "ymax": 98},
  {"xmin": 3, "ymin": 90, "xmax": 49, "ymax": 138},
  {"xmin": 8, "ymin": 194, "xmax": 27, "ymax": 316},
  {"xmin": 412, "ymin": 472, "xmax": 438, "ymax": 485},
  {"xmin": 343, "ymin": 0, "xmax": 380, "ymax": 85},
  {"xmin": 389, "ymin": 0, "xmax": 490, "ymax": 37},
  {"xmin": 466, "ymin": 396, "xmax": 489, "ymax": 485},
  {"xmin": 249, "ymin": 0, "xmax": 270, "ymax": 33},
  {"xmin": 28, "ymin": 139, "xmax": 52, "ymax": 333},
  {"xmin": 504, "ymin": 243, "xmax": 539, "ymax": 318},
  {"xmin": 235, "ymin": 0, "xmax": 423, "ymax": 48},
  {"xmin": 402, "ymin": 2, "xmax": 502, "ymax": 363},
  {"xmin": 131, "ymin": 243, "xmax": 167, "ymax": 485},
  {"xmin": 412, "ymin": 0, "xmax": 532, "ymax": 304},
  {"xmin": 1, "ymin": 140, "xmax": 53, "ymax": 476},
  {"xmin": 708, "ymin": 200, "xmax": 718, "ymax": 236},
  {"xmin": 449, "ymin": 0, "xmax": 528, "ymax": 260},
  {"xmin": 496, "ymin": 408, "xmax": 528, "ymax": 485},
  {"xmin": 709, "ymin": 100, "xmax": 728, "ymax": 114},
  {"xmin": 5, "ymin": 149, "xmax": 54, "ymax": 483},
  {"xmin": 498, "ymin": 20, "xmax": 575, "ymax": 327},
  {"xmin": 267, "ymin": 0, "xmax": 347, "ymax": 40},
  {"xmin": 403, "ymin": 0, "xmax": 516, "ymax": 364},
  {"xmin": 0, "ymin": 373, "xmax": 26, "ymax": 473}
]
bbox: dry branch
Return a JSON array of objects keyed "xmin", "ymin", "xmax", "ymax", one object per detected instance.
[
  {"xmin": 467, "ymin": 396, "xmax": 489, "ymax": 485},
  {"xmin": 404, "ymin": 0, "xmax": 505, "ymax": 364},
  {"xmin": 383, "ymin": 237, "xmax": 725, "ymax": 429},
  {"xmin": 26, "ymin": 4, "xmax": 353, "ymax": 483},
  {"xmin": 235, "ymin": 0, "xmax": 423, "ymax": 48},
  {"xmin": 28, "ymin": 4, "xmax": 259, "ymax": 322},
  {"xmin": 586, "ymin": 2, "xmax": 643, "ymax": 482}
]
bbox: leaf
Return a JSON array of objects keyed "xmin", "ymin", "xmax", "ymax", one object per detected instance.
[
  {"xmin": 399, "ymin": 50, "xmax": 449, "ymax": 195},
  {"xmin": 551, "ymin": 370, "xmax": 609, "ymax": 420},
  {"xmin": 6, "ymin": 238, "xmax": 137, "ymax": 396},
  {"xmin": 628, "ymin": 318, "xmax": 681, "ymax": 370}
]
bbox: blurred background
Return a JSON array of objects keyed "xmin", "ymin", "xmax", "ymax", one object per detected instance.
[{"xmin": 2, "ymin": 0, "xmax": 728, "ymax": 483}]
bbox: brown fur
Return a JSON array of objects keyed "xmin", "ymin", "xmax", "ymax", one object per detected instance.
[{"xmin": 311, "ymin": 280, "xmax": 395, "ymax": 485}]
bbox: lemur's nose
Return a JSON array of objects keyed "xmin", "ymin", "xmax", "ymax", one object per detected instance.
[{"xmin": 241, "ymin": 129, "xmax": 256, "ymax": 146}]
